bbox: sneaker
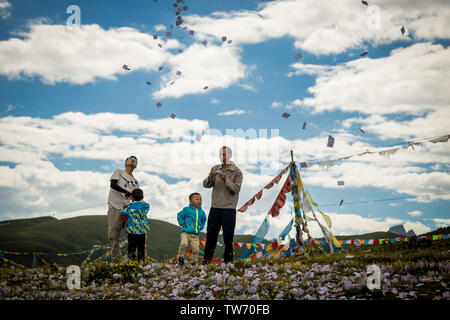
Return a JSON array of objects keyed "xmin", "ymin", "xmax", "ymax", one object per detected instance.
[{"xmin": 178, "ymin": 257, "xmax": 185, "ymax": 266}]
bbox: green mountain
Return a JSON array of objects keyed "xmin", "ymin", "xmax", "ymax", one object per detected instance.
[
  {"xmin": 0, "ymin": 215, "xmax": 261, "ymax": 267},
  {"xmin": 0, "ymin": 215, "xmax": 447, "ymax": 267}
]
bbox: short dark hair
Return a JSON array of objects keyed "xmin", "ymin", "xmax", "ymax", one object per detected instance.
[
  {"xmin": 125, "ymin": 155, "xmax": 138, "ymax": 164},
  {"xmin": 131, "ymin": 188, "xmax": 144, "ymax": 201},
  {"xmin": 189, "ymin": 192, "xmax": 201, "ymax": 201}
]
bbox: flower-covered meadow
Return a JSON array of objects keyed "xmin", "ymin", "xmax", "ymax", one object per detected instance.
[{"xmin": 1, "ymin": 237, "xmax": 449, "ymax": 300}]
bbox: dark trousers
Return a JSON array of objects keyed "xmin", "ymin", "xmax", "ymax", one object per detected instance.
[
  {"xmin": 127, "ymin": 233, "xmax": 146, "ymax": 261},
  {"xmin": 203, "ymin": 207, "xmax": 236, "ymax": 263}
]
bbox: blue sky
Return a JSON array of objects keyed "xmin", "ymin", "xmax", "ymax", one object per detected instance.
[{"xmin": 0, "ymin": 0, "xmax": 449, "ymax": 239}]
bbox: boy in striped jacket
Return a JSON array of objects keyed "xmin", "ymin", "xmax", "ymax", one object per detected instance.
[{"xmin": 177, "ymin": 193, "xmax": 207, "ymax": 266}]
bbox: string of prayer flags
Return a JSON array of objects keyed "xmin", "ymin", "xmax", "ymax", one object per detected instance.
[
  {"xmin": 268, "ymin": 175, "xmax": 292, "ymax": 217},
  {"xmin": 238, "ymin": 165, "xmax": 289, "ymax": 212},
  {"xmin": 327, "ymin": 135, "xmax": 335, "ymax": 148},
  {"xmin": 298, "ymin": 134, "xmax": 450, "ymax": 170}
]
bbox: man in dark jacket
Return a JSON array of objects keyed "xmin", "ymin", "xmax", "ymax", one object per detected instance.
[{"xmin": 203, "ymin": 146, "xmax": 243, "ymax": 263}]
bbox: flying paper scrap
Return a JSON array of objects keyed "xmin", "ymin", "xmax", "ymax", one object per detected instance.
[{"xmin": 327, "ymin": 135, "xmax": 335, "ymax": 148}]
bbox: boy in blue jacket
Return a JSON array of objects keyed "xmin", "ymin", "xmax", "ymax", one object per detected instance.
[
  {"xmin": 119, "ymin": 188, "xmax": 150, "ymax": 262},
  {"xmin": 177, "ymin": 193, "xmax": 207, "ymax": 266}
]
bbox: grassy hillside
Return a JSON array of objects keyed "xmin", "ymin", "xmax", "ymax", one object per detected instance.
[
  {"xmin": 1, "ymin": 215, "xmax": 448, "ymax": 267},
  {"xmin": 0, "ymin": 215, "xmax": 260, "ymax": 266}
]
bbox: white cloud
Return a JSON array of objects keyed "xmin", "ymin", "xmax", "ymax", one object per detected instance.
[
  {"xmin": 210, "ymin": 98, "xmax": 220, "ymax": 104},
  {"xmin": 431, "ymin": 218, "xmax": 450, "ymax": 228},
  {"xmin": 288, "ymin": 43, "xmax": 450, "ymax": 117},
  {"xmin": 217, "ymin": 109, "xmax": 250, "ymax": 116},
  {"xmin": 407, "ymin": 210, "xmax": 423, "ymax": 217},
  {"xmin": 271, "ymin": 101, "xmax": 282, "ymax": 108},
  {"xmin": 154, "ymin": 24, "xmax": 166, "ymax": 32},
  {"xmin": 185, "ymin": 0, "xmax": 450, "ymax": 55},
  {"xmin": 0, "ymin": 23, "xmax": 180, "ymax": 84},
  {"xmin": 153, "ymin": 43, "xmax": 247, "ymax": 99},
  {"xmin": 0, "ymin": 1, "xmax": 11, "ymax": 19},
  {"xmin": 340, "ymin": 109, "xmax": 450, "ymax": 141}
]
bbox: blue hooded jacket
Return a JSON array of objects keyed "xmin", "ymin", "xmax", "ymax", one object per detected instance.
[{"xmin": 177, "ymin": 204, "xmax": 206, "ymax": 235}]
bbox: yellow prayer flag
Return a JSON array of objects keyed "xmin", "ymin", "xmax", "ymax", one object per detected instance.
[
  {"xmin": 318, "ymin": 209, "xmax": 332, "ymax": 228},
  {"xmin": 305, "ymin": 190, "xmax": 318, "ymax": 206},
  {"xmin": 329, "ymin": 232, "xmax": 341, "ymax": 248},
  {"xmin": 296, "ymin": 170, "xmax": 304, "ymax": 192}
]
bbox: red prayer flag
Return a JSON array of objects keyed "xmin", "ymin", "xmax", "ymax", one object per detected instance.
[{"xmin": 272, "ymin": 240, "xmax": 278, "ymax": 250}]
